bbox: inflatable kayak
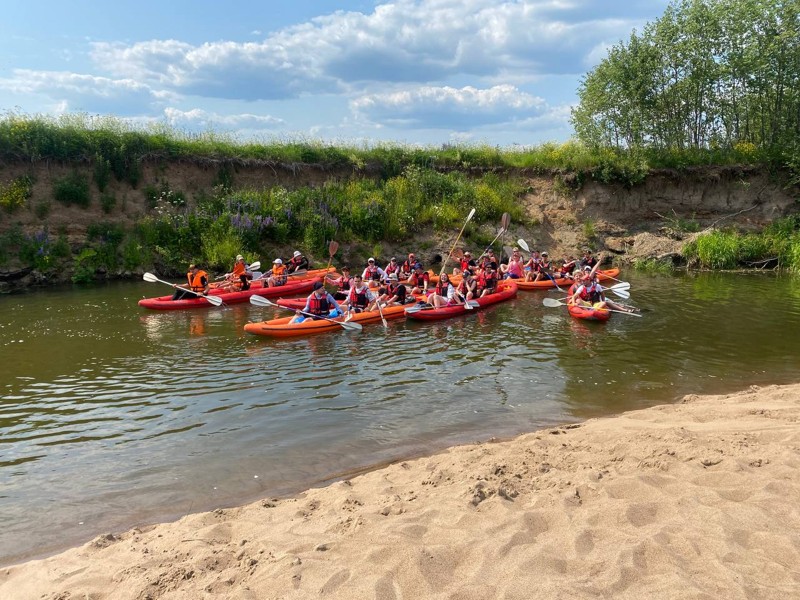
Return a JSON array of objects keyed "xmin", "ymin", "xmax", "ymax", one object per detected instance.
[
  {"xmin": 514, "ymin": 268, "xmax": 620, "ymax": 290},
  {"xmin": 567, "ymin": 302, "xmax": 611, "ymax": 322},
  {"xmin": 405, "ymin": 280, "xmax": 517, "ymax": 321},
  {"xmin": 244, "ymin": 304, "xmax": 408, "ymax": 337},
  {"xmin": 139, "ymin": 277, "xmax": 320, "ymax": 310}
]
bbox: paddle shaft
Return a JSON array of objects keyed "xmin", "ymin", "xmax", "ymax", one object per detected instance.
[
  {"xmin": 143, "ymin": 273, "xmax": 222, "ymax": 306},
  {"xmin": 249, "ymin": 295, "xmax": 360, "ymax": 330},
  {"xmin": 440, "ymin": 208, "xmax": 475, "ymax": 277}
]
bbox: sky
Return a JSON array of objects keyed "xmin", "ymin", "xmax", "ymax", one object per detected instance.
[{"xmin": 0, "ymin": 0, "xmax": 670, "ymax": 147}]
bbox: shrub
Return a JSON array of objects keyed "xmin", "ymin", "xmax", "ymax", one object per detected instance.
[
  {"xmin": 0, "ymin": 176, "xmax": 33, "ymax": 212},
  {"xmin": 54, "ymin": 172, "xmax": 90, "ymax": 207},
  {"xmin": 100, "ymin": 193, "xmax": 116, "ymax": 213}
]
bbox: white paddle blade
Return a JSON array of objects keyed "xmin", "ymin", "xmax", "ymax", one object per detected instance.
[
  {"xmin": 341, "ymin": 321, "xmax": 363, "ymax": 331},
  {"xmin": 248, "ymin": 261, "xmax": 261, "ymax": 271},
  {"xmin": 517, "ymin": 238, "xmax": 530, "ymax": 253},
  {"xmin": 608, "ymin": 282, "xmax": 631, "ymax": 291},
  {"xmin": 143, "ymin": 272, "xmax": 160, "ymax": 283},
  {"xmin": 204, "ymin": 295, "xmax": 223, "ymax": 306},
  {"xmin": 543, "ymin": 297, "xmax": 565, "ymax": 308},
  {"xmin": 466, "ymin": 208, "xmax": 476, "ymax": 222},
  {"xmin": 249, "ymin": 295, "xmax": 273, "ymax": 307},
  {"xmin": 612, "ymin": 289, "xmax": 630, "ymax": 299}
]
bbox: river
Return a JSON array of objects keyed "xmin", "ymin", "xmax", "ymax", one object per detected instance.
[{"xmin": 1, "ymin": 271, "xmax": 799, "ymax": 565}]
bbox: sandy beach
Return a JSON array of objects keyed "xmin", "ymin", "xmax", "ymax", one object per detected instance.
[{"xmin": 2, "ymin": 383, "xmax": 799, "ymax": 599}]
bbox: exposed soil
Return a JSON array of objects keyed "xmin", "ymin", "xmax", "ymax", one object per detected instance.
[{"xmin": 1, "ymin": 159, "xmax": 798, "ymax": 290}]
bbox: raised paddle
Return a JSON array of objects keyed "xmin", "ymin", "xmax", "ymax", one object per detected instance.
[
  {"xmin": 143, "ymin": 272, "xmax": 223, "ymax": 306},
  {"xmin": 440, "ymin": 208, "xmax": 476, "ymax": 277},
  {"xmin": 215, "ymin": 260, "xmax": 262, "ymax": 281},
  {"xmin": 542, "ymin": 297, "xmax": 642, "ymax": 317},
  {"xmin": 248, "ymin": 295, "xmax": 363, "ymax": 331},
  {"xmin": 478, "ymin": 212, "xmax": 511, "ymax": 259},
  {"xmin": 326, "ymin": 240, "xmax": 339, "ymax": 272},
  {"xmin": 405, "ymin": 299, "xmax": 480, "ymax": 314}
]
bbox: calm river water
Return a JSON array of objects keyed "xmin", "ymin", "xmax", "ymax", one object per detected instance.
[{"xmin": 1, "ymin": 271, "xmax": 800, "ymax": 564}]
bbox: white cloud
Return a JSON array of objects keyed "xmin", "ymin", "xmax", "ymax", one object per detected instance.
[
  {"xmin": 352, "ymin": 84, "xmax": 548, "ymax": 129},
  {"xmin": 163, "ymin": 107, "xmax": 284, "ymax": 130}
]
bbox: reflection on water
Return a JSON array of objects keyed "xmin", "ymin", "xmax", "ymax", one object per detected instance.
[{"xmin": 1, "ymin": 273, "xmax": 800, "ymax": 564}]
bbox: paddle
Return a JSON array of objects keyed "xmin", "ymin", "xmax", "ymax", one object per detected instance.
[
  {"xmin": 477, "ymin": 212, "xmax": 511, "ymax": 259},
  {"xmin": 255, "ymin": 268, "xmax": 309, "ymax": 281},
  {"xmin": 440, "ymin": 208, "xmax": 476, "ymax": 277},
  {"xmin": 405, "ymin": 299, "xmax": 480, "ymax": 313},
  {"xmin": 248, "ymin": 295, "xmax": 363, "ymax": 331},
  {"xmin": 372, "ymin": 287, "xmax": 388, "ymax": 328},
  {"xmin": 325, "ymin": 240, "xmax": 339, "ymax": 272},
  {"xmin": 542, "ymin": 297, "xmax": 642, "ymax": 317},
  {"xmin": 214, "ymin": 261, "xmax": 262, "ymax": 281},
  {"xmin": 143, "ymin": 272, "xmax": 223, "ymax": 306},
  {"xmin": 517, "ymin": 238, "xmax": 565, "ymax": 291}
]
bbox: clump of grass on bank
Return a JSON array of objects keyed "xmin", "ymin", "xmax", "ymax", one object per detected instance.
[
  {"xmin": 682, "ymin": 217, "xmax": 800, "ymax": 272},
  {"xmin": 632, "ymin": 258, "xmax": 675, "ymax": 274}
]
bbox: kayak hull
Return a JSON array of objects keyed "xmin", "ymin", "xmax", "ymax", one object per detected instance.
[
  {"xmin": 567, "ymin": 303, "xmax": 611, "ymax": 322},
  {"xmin": 514, "ymin": 268, "xmax": 620, "ymax": 290},
  {"xmin": 405, "ymin": 280, "xmax": 517, "ymax": 321},
  {"xmin": 244, "ymin": 304, "xmax": 408, "ymax": 337},
  {"xmin": 139, "ymin": 277, "xmax": 320, "ymax": 310}
]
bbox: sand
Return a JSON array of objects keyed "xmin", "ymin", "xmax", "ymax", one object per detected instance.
[{"xmin": 2, "ymin": 383, "xmax": 800, "ymax": 599}]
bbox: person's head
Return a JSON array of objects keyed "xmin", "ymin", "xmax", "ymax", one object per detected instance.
[
  {"xmin": 487, "ymin": 249, "xmax": 494, "ymax": 255},
  {"xmin": 541, "ymin": 251, "xmax": 548, "ymax": 258},
  {"xmin": 353, "ymin": 274, "xmax": 363, "ymax": 284},
  {"xmin": 464, "ymin": 251, "xmax": 471, "ymax": 258},
  {"xmin": 408, "ymin": 253, "xmax": 415, "ymax": 260},
  {"xmin": 313, "ymin": 281, "xmax": 324, "ymax": 294},
  {"xmin": 414, "ymin": 264, "xmax": 423, "ymax": 272},
  {"xmin": 367, "ymin": 257, "xmax": 375, "ymax": 265},
  {"xmin": 388, "ymin": 272, "xmax": 398, "ymax": 281},
  {"xmin": 341, "ymin": 266, "xmax": 350, "ymax": 274},
  {"xmin": 441, "ymin": 273, "xmax": 449, "ymax": 282},
  {"xmin": 189, "ymin": 263, "xmax": 198, "ymax": 272},
  {"xmin": 273, "ymin": 258, "xmax": 283, "ymax": 266},
  {"xmin": 293, "ymin": 250, "xmax": 301, "ymax": 258},
  {"xmin": 390, "ymin": 257, "xmax": 397, "ymax": 263},
  {"xmin": 236, "ymin": 254, "xmax": 244, "ymax": 262},
  {"xmin": 584, "ymin": 249, "xmax": 592, "ymax": 256}
]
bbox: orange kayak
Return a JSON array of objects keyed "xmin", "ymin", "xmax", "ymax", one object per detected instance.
[
  {"xmin": 244, "ymin": 304, "xmax": 408, "ymax": 337},
  {"xmin": 515, "ymin": 268, "xmax": 620, "ymax": 290}
]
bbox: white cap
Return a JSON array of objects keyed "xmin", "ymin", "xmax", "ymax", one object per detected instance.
[
  {"xmin": 368, "ymin": 257, "xmax": 375, "ymax": 262},
  {"xmin": 388, "ymin": 273, "xmax": 398, "ymax": 280},
  {"xmin": 274, "ymin": 258, "xmax": 283, "ymax": 265},
  {"xmin": 293, "ymin": 250, "xmax": 301, "ymax": 257},
  {"xmin": 236, "ymin": 254, "xmax": 244, "ymax": 260}
]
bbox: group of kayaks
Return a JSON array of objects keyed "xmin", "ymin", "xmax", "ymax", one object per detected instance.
[{"xmin": 138, "ymin": 267, "xmax": 622, "ymax": 336}]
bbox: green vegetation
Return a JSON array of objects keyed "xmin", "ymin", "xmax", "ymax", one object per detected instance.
[
  {"xmin": 53, "ymin": 172, "xmax": 90, "ymax": 207},
  {"xmin": 682, "ymin": 217, "xmax": 800, "ymax": 270},
  {"xmin": 0, "ymin": 175, "xmax": 32, "ymax": 212},
  {"xmin": 632, "ymin": 257, "xmax": 676, "ymax": 274}
]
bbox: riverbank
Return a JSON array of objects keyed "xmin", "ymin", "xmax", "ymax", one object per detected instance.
[{"xmin": 2, "ymin": 382, "xmax": 798, "ymax": 599}]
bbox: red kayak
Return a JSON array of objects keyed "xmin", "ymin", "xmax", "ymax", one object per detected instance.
[
  {"xmin": 405, "ymin": 280, "xmax": 517, "ymax": 321},
  {"xmin": 567, "ymin": 302, "xmax": 611, "ymax": 322},
  {"xmin": 138, "ymin": 277, "xmax": 320, "ymax": 310}
]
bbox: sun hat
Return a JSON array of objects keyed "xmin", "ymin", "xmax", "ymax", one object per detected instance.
[
  {"xmin": 236, "ymin": 254, "xmax": 244, "ymax": 260},
  {"xmin": 273, "ymin": 258, "xmax": 283, "ymax": 265},
  {"xmin": 293, "ymin": 250, "xmax": 301, "ymax": 257}
]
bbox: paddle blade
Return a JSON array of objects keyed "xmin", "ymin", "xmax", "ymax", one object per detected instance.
[
  {"xmin": 612, "ymin": 289, "xmax": 630, "ymax": 299},
  {"xmin": 500, "ymin": 212, "xmax": 511, "ymax": 232},
  {"xmin": 608, "ymin": 282, "xmax": 631, "ymax": 291},
  {"xmin": 467, "ymin": 300, "xmax": 480, "ymax": 308},
  {"xmin": 204, "ymin": 295, "xmax": 223, "ymax": 307},
  {"xmin": 341, "ymin": 321, "xmax": 363, "ymax": 331},
  {"xmin": 249, "ymin": 295, "xmax": 274, "ymax": 307},
  {"xmin": 143, "ymin": 272, "xmax": 160, "ymax": 283},
  {"xmin": 466, "ymin": 207, "xmax": 476, "ymax": 222},
  {"xmin": 248, "ymin": 261, "xmax": 261, "ymax": 272},
  {"xmin": 517, "ymin": 238, "xmax": 530, "ymax": 253},
  {"xmin": 542, "ymin": 297, "xmax": 565, "ymax": 308},
  {"xmin": 329, "ymin": 240, "xmax": 339, "ymax": 257}
]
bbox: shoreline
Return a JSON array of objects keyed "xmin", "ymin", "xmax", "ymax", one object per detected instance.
[{"xmin": 2, "ymin": 382, "xmax": 799, "ymax": 598}]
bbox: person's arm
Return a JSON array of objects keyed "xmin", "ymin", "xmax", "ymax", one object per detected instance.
[
  {"xmin": 570, "ymin": 285, "xmax": 585, "ymax": 304},
  {"xmin": 328, "ymin": 293, "xmax": 344, "ymax": 314}
]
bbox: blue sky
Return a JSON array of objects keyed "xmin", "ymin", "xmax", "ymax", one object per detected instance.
[{"xmin": 0, "ymin": 0, "xmax": 669, "ymax": 147}]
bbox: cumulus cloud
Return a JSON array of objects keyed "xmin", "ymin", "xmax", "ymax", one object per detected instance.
[
  {"xmin": 0, "ymin": 69, "xmax": 170, "ymax": 114},
  {"xmin": 351, "ymin": 84, "xmax": 549, "ymax": 129},
  {"xmin": 87, "ymin": 0, "xmax": 652, "ymax": 101},
  {"xmin": 163, "ymin": 107, "xmax": 284, "ymax": 130}
]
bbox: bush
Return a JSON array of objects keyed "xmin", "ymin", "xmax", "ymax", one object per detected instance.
[
  {"xmin": 54, "ymin": 172, "xmax": 90, "ymax": 207},
  {"xmin": 100, "ymin": 193, "xmax": 116, "ymax": 213},
  {"xmin": 0, "ymin": 176, "xmax": 33, "ymax": 212}
]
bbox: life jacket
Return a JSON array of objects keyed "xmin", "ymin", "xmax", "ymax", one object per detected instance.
[
  {"xmin": 232, "ymin": 262, "xmax": 246, "ymax": 277},
  {"xmin": 387, "ymin": 282, "xmax": 406, "ymax": 303},
  {"xmin": 561, "ymin": 260, "xmax": 576, "ymax": 274},
  {"xmin": 307, "ymin": 292, "xmax": 331, "ymax": 316},
  {"xmin": 337, "ymin": 275, "xmax": 352, "ymax": 291},
  {"xmin": 364, "ymin": 265, "xmax": 381, "ymax": 281},
  {"xmin": 188, "ymin": 270, "xmax": 208, "ymax": 292},
  {"xmin": 579, "ymin": 282, "xmax": 602, "ymax": 304},
  {"xmin": 540, "ymin": 260, "xmax": 551, "ymax": 271},
  {"xmin": 289, "ymin": 255, "xmax": 305, "ymax": 268},
  {"xmin": 385, "ymin": 263, "xmax": 400, "ymax": 275},
  {"xmin": 271, "ymin": 264, "xmax": 287, "ymax": 283},
  {"xmin": 482, "ymin": 272, "xmax": 497, "ymax": 291},
  {"xmin": 349, "ymin": 286, "xmax": 370, "ymax": 308},
  {"xmin": 402, "ymin": 259, "xmax": 416, "ymax": 273},
  {"xmin": 411, "ymin": 272, "xmax": 429, "ymax": 287},
  {"xmin": 435, "ymin": 280, "xmax": 451, "ymax": 297}
]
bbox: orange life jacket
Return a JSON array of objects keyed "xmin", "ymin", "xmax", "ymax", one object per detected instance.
[
  {"xmin": 187, "ymin": 270, "xmax": 208, "ymax": 292},
  {"xmin": 232, "ymin": 262, "xmax": 246, "ymax": 277}
]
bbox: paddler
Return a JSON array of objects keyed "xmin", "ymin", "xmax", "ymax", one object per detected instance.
[
  {"xmin": 380, "ymin": 272, "xmax": 408, "ymax": 306},
  {"xmin": 346, "ymin": 274, "xmax": 377, "ymax": 315},
  {"xmin": 172, "ymin": 263, "xmax": 209, "ymax": 300},
  {"xmin": 569, "ymin": 267, "xmax": 633, "ymax": 313},
  {"xmin": 407, "ymin": 263, "xmax": 430, "ymax": 295},
  {"xmin": 220, "ymin": 254, "xmax": 251, "ymax": 292},
  {"xmin": 427, "ymin": 272, "xmax": 462, "ymax": 309},
  {"xmin": 326, "ymin": 266, "xmax": 353, "ymax": 300},
  {"xmin": 266, "ymin": 258, "xmax": 288, "ymax": 287},
  {"xmin": 290, "ymin": 281, "xmax": 344, "ymax": 323},
  {"xmin": 362, "ymin": 257, "xmax": 386, "ymax": 287},
  {"xmin": 286, "ymin": 250, "xmax": 309, "ymax": 274}
]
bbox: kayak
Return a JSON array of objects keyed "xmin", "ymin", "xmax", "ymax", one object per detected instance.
[
  {"xmin": 567, "ymin": 302, "xmax": 611, "ymax": 322},
  {"xmin": 244, "ymin": 304, "xmax": 408, "ymax": 337},
  {"xmin": 139, "ymin": 277, "xmax": 320, "ymax": 310},
  {"xmin": 276, "ymin": 291, "xmax": 425, "ymax": 310},
  {"xmin": 514, "ymin": 268, "xmax": 621, "ymax": 290},
  {"xmin": 405, "ymin": 280, "xmax": 517, "ymax": 321}
]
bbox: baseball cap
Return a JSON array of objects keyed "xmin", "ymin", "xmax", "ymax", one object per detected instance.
[
  {"xmin": 542, "ymin": 251, "xmax": 548, "ymax": 256},
  {"xmin": 313, "ymin": 281, "xmax": 324, "ymax": 290},
  {"xmin": 464, "ymin": 251, "xmax": 471, "ymax": 255},
  {"xmin": 236, "ymin": 254, "xmax": 244, "ymax": 260},
  {"xmin": 388, "ymin": 273, "xmax": 398, "ymax": 280},
  {"xmin": 273, "ymin": 258, "xmax": 283, "ymax": 265},
  {"xmin": 414, "ymin": 263, "xmax": 423, "ymax": 270},
  {"xmin": 293, "ymin": 250, "xmax": 301, "ymax": 257},
  {"xmin": 188, "ymin": 264, "xmax": 197, "ymax": 270},
  {"xmin": 368, "ymin": 257, "xmax": 375, "ymax": 262}
]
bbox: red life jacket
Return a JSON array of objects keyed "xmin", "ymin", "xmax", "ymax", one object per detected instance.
[
  {"xmin": 337, "ymin": 276, "xmax": 352, "ymax": 291},
  {"xmin": 308, "ymin": 292, "xmax": 331, "ymax": 315},
  {"xmin": 435, "ymin": 280, "xmax": 450, "ymax": 296},
  {"xmin": 364, "ymin": 265, "xmax": 380, "ymax": 281},
  {"xmin": 349, "ymin": 286, "xmax": 369, "ymax": 308},
  {"xmin": 385, "ymin": 263, "xmax": 400, "ymax": 275},
  {"xmin": 579, "ymin": 282, "xmax": 602, "ymax": 304},
  {"xmin": 386, "ymin": 283, "xmax": 406, "ymax": 303}
]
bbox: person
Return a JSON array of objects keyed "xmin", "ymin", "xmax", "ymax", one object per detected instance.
[
  {"xmin": 383, "ymin": 257, "xmax": 401, "ymax": 278},
  {"xmin": 407, "ymin": 263, "xmax": 430, "ymax": 295},
  {"xmin": 500, "ymin": 248, "xmax": 524, "ymax": 279},
  {"xmin": 326, "ymin": 266, "xmax": 353, "ymax": 300},
  {"xmin": 380, "ymin": 272, "xmax": 408, "ymax": 306},
  {"xmin": 480, "ymin": 248, "xmax": 498, "ymax": 270},
  {"xmin": 172, "ymin": 264, "xmax": 209, "ymax": 300},
  {"xmin": 529, "ymin": 250, "xmax": 553, "ymax": 283},
  {"xmin": 346, "ymin": 274, "xmax": 377, "ymax": 314},
  {"xmin": 559, "ymin": 255, "xmax": 577, "ymax": 278},
  {"xmin": 580, "ymin": 249, "xmax": 598, "ymax": 271},
  {"xmin": 456, "ymin": 250, "xmax": 477, "ymax": 277},
  {"xmin": 477, "ymin": 265, "xmax": 498, "ymax": 297},
  {"xmin": 286, "ymin": 250, "xmax": 309, "ymax": 274},
  {"xmin": 569, "ymin": 268, "xmax": 633, "ymax": 313},
  {"xmin": 362, "ymin": 257, "xmax": 386, "ymax": 286},
  {"xmin": 220, "ymin": 254, "xmax": 251, "ymax": 292},
  {"xmin": 426, "ymin": 272, "xmax": 462, "ymax": 309},
  {"xmin": 266, "ymin": 258, "xmax": 288, "ymax": 287},
  {"xmin": 291, "ymin": 281, "xmax": 344, "ymax": 323},
  {"xmin": 456, "ymin": 269, "xmax": 478, "ymax": 301},
  {"xmin": 523, "ymin": 250, "xmax": 540, "ymax": 282},
  {"xmin": 400, "ymin": 253, "xmax": 418, "ymax": 278}
]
